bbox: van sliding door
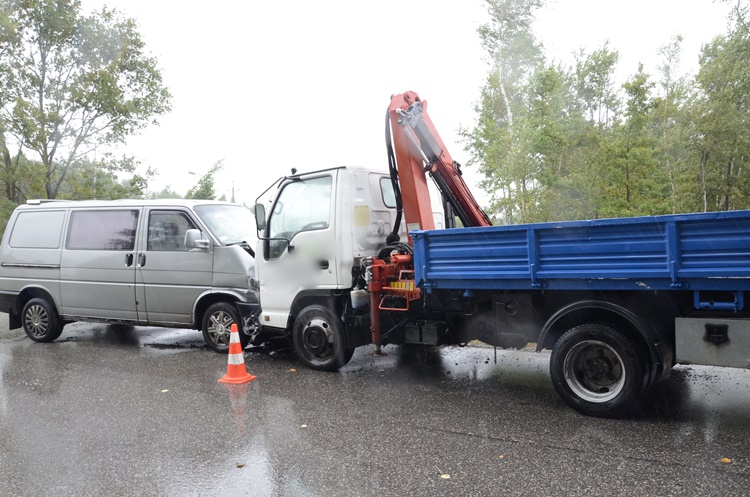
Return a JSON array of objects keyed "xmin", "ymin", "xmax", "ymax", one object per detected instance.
[{"xmin": 59, "ymin": 208, "xmax": 141, "ymax": 320}]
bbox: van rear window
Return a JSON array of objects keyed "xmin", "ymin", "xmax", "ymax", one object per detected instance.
[
  {"xmin": 67, "ymin": 210, "xmax": 139, "ymax": 250},
  {"xmin": 9, "ymin": 211, "xmax": 65, "ymax": 248}
]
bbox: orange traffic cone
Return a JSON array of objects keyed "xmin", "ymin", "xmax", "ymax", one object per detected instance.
[{"xmin": 218, "ymin": 324, "xmax": 256, "ymax": 384}]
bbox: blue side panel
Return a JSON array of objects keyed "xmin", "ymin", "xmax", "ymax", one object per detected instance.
[{"xmin": 412, "ymin": 211, "xmax": 750, "ymax": 292}]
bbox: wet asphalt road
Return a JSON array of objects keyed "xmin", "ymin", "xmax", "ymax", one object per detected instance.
[{"xmin": 1, "ymin": 320, "xmax": 749, "ymax": 496}]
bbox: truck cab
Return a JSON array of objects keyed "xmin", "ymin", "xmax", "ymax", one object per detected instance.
[{"xmin": 249, "ymin": 166, "xmax": 443, "ymax": 365}]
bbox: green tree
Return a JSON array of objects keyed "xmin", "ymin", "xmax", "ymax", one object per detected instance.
[
  {"xmin": 653, "ymin": 35, "xmax": 689, "ymax": 213},
  {"xmin": 478, "ymin": 0, "xmax": 544, "ymax": 127},
  {"xmin": 574, "ymin": 43, "xmax": 620, "ymax": 126},
  {"xmin": 605, "ymin": 64, "xmax": 665, "ymax": 217},
  {"xmin": 464, "ymin": 0, "xmax": 750, "ymax": 222},
  {"xmin": 185, "ymin": 161, "xmax": 223, "ymax": 200},
  {"xmin": 463, "ymin": 0, "xmax": 545, "ymax": 224},
  {"xmin": 60, "ymin": 154, "xmax": 154, "ymax": 200},
  {"xmin": 148, "ymin": 185, "xmax": 182, "ymax": 199},
  {"xmin": 527, "ymin": 64, "xmax": 601, "ymax": 220},
  {"xmin": 691, "ymin": 4, "xmax": 750, "ymax": 212},
  {"xmin": 0, "ymin": 0, "xmax": 171, "ymax": 201}
]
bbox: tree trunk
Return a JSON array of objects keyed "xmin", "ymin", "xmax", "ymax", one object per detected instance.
[
  {"xmin": 700, "ymin": 150, "xmax": 708, "ymax": 212},
  {"xmin": 724, "ymin": 157, "xmax": 734, "ymax": 211}
]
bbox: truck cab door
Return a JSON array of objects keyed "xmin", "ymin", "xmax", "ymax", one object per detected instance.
[{"xmin": 255, "ymin": 172, "xmax": 338, "ymax": 329}]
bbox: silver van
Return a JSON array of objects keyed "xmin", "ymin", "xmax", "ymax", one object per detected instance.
[{"xmin": 0, "ymin": 199, "xmax": 256, "ymax": 352}]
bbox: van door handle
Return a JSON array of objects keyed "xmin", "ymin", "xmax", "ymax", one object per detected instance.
[
  {"xmin": 138, "ymin": 254, "xmax": 146, "ymax": 267},
  {"xmin": 318, "ymin": 260, "xmax": 329, "ymax": 270},
  {"xmin": 126, "ymin": 253, "xmax": 134, "ymax": 267}
]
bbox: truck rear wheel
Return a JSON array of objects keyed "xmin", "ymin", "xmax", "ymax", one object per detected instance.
[
  {"xmin": 293, "ymin": 305, "xmax": 354, "ymax": 372},
  {"xmin": 550, "ymin": 323, "xmax": 644, "ymax": 417},
  {"xmin": 22, "ymin": 298, "xmax": 64, "ymax": 343}
]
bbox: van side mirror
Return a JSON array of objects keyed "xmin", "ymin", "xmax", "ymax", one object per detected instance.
[
  {"xmin": 184, "ymin": 229, "xmax": 209, "ymax": 250},
  {"xmin": 253, "ymin": 203, "xmax": 267, "ymax": 231}
]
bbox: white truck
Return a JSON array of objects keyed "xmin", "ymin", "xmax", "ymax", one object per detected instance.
[{"xmin": 238, "ymin": 92, "xmax": 750, "ymax": 417}]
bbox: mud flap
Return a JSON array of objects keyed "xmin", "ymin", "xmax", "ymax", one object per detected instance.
[{"xmin": 9, "ymin": 306, "xmax": 21, "ymax": 330}]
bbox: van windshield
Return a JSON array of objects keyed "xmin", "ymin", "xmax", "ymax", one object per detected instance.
[{"xmin": 193, "ymin": 204, "xmax": 256, "ymax": 246}]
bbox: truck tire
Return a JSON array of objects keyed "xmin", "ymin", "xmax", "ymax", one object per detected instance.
[
  {"xmin": 202, "ymin": 302, "xmax": 245, "ymax": 353},
  {"xmin": 292, "ymin": 305, "xmax": 354, "ymax": 372},
  {"xmin": 22, "ymin": 297, "xmax": 64, "ymax": 343},
  {"xmin": 550, "ymin": 323, "xmax": 644, "ymax": 417}
]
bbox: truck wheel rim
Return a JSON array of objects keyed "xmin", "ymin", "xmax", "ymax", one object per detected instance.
[
  {"xmin": 208, "ymin": 311, "xmax": 233, "ymax": 346},
  {"xmin": 301, "ymin": 318, "xmax": 333, "ymax": 359},
  {"xmin": 25, "ymin": 305, "xmax": 49, "ymax": 337},
  {"xmin": 563, "ymin": 340, "xmax": 625, "ymax": 403}
]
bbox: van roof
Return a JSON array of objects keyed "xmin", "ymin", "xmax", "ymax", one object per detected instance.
[{"xmin": 19, "ymin": 198, "xmax": 240, "ymax": 210}]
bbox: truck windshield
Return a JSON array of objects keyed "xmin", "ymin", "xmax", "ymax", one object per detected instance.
[{"xmin": 194, "ymin": 204, "xmax": 256, "ymax": 246}]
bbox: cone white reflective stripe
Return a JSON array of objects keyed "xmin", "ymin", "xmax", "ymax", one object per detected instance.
[
  {"xmin": 227, "ymin": 352, "xmax": 245, "ymax": 365},
  {"xmin": 229, "ymin": 330, "xmax": 240, "ymax": 344}
]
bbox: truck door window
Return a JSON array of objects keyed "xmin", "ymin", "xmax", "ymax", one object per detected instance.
[
  {"xmin": 147, "ymin": 211, "xmax": 197, "ymax": 251},
  {"xmin": 380, "ymin": 177, "xmax": 397, "ymax": 208},
  {"xmin": 66, "ymin": 210, "xmax": 139, "ymax": 250},
  {"xmin": 267, "ymin": 175, "xmax": 332, "ymax": 259}
]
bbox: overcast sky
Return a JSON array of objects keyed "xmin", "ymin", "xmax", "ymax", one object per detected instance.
[{"xmin": 79, "ymin": 0, "xmax": 734, "ymax": 206}]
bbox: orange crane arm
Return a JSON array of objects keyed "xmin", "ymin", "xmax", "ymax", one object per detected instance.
[{"xmin": 388, "ymin": 91, "xmax": 492, "ymax": 230}]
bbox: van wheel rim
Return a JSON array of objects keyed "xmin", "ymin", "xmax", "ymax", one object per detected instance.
[
  {"xmin": 208, "ymin": 311, "xmax": 233, "ymax": 346},
  {"xmin": 25, "ymin": 305, "xmax": 49, "ymax": 337}
]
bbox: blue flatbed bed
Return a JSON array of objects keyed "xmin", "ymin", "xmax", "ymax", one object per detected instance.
[{"xmin": 412, "ymin": 210, "xmax": 750, "ymax": 293}]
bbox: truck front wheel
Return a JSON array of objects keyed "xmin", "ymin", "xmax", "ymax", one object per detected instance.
[
  {"xmin": 293, "ymin": 305, "xmax": 354, "ymax": 372},
  {"xmin": 550, "ymin": 323, "xmax": 644, "ymax": 417}
]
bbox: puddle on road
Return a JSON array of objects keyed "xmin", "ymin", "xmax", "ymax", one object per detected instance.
[{"xmin": 644, "ymin": 365, "xmax": 750, "ymax": 419}]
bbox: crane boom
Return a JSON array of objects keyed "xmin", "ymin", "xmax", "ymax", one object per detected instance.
[
  {"xmin": 387, "ymin": 91, "xmax": 491, "ymax": 230},
  {"xmin": 369, "ymin": 91, "xmax": 492, "ymax": 355}
]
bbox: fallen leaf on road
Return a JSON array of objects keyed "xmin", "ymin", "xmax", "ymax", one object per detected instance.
[
  {"xmin": 435, "ymin": 466, "xmax": 450, "ymax": 479},
  {"xmin": 498, "ymin": 454, "xmax": 506, "ymax": 459},
  {"xmin": 289, "ymin": 368, "xmax": 296, "ymax": 372},
  {"xmin": 721, "ymin": 458, "xmax": 732, "ymax": 464},
  {"xmin": 236, "ymin": 463, "xmax": 245, "ymax": 468}
]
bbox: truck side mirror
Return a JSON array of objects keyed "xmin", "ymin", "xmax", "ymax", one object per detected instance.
[
  {"xmin": 184, "ymin": 229, "xmax": 209, "ymax": 250},
  {"xmin": 253, "ymin": 203, "xmax": 267, "ymax": 232}
]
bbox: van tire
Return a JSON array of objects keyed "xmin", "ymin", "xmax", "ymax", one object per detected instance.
[
  {"xmin": 22, "ymin": 298, "xmax": 64, "ymax": 343},
  {"xmin": 202, "ymin": 302, "xmax": 242, "ymax": 353}
]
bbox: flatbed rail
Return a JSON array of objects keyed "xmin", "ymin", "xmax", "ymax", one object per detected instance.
[{"xmin": 412, "ymin": 210, "xmax": 750, "ymax": 293}]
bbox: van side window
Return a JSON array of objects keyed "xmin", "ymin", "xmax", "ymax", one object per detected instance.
[
  {"xmin": 9, "ymin": 211, "xmax": 65, "ymax": 248},
  {"xmin": 147, "ymin": 211, "xmax": 197, "ymax": 251},
  {"xmin": 67, "ymin": 210, "xmax": 139, "ymax": 250}
]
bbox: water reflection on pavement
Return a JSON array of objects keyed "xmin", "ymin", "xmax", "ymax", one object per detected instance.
[{"xmin": 0, "ymin": 322, "xmax": 749, "ymax": 496}]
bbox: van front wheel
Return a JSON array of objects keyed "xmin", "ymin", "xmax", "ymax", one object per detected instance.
[
  {"xmin": 22, "ymin": 298, "xmax": 64, "ymax": 343},
  {"xmin": 202, "ymin": 302, "xmax": 243, "ymax": 353}
]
